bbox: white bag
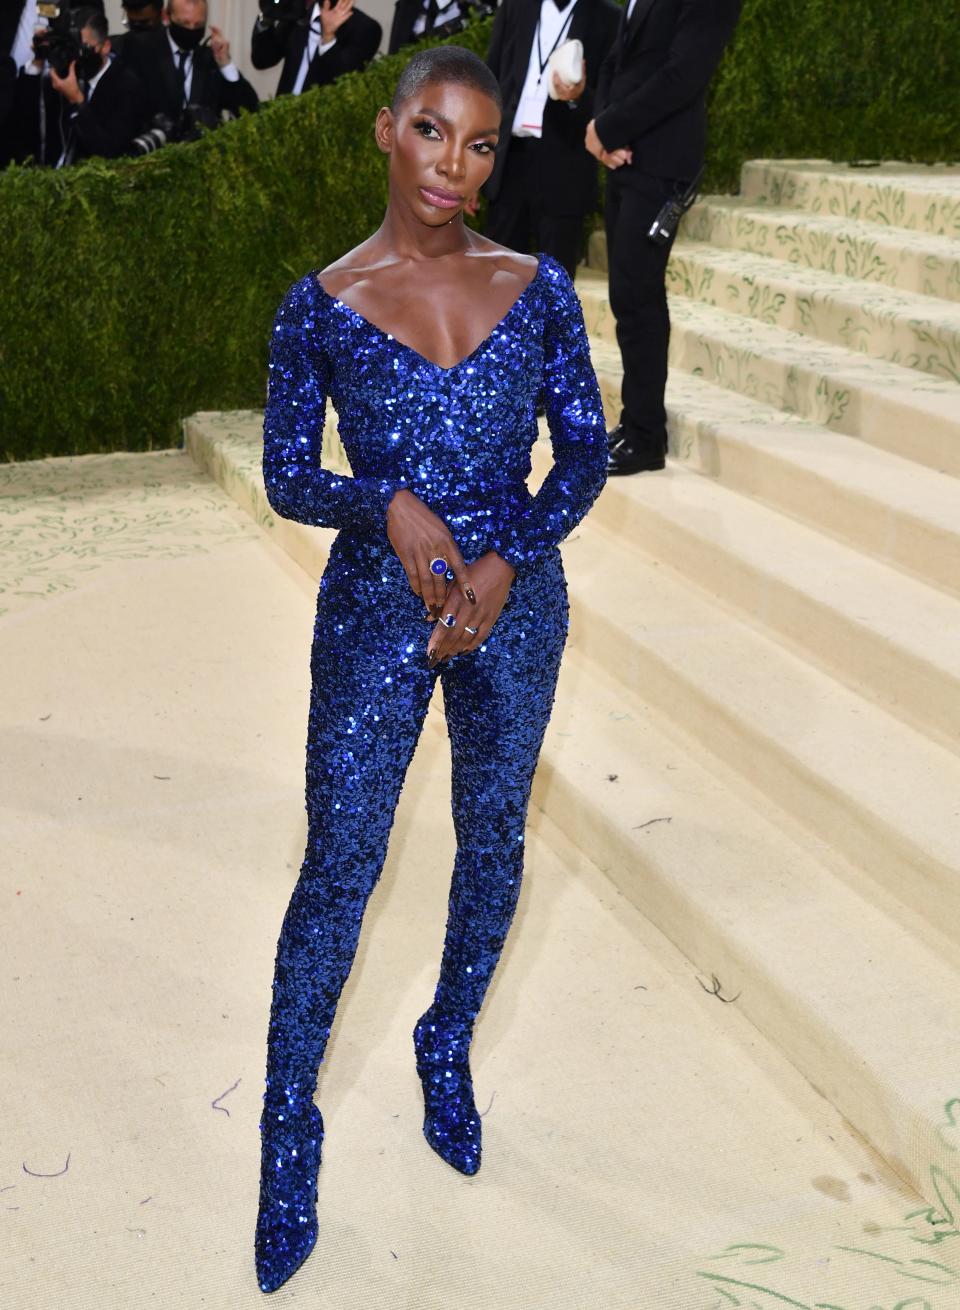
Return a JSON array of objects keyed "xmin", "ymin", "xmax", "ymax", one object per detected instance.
[{"xmin": 546, "ymin": 38, "xmax": 584, "ymax": 98}]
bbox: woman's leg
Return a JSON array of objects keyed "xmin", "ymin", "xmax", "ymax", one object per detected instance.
[
  {"xmin": 414, "ymin": 552, "xmax": 570, "ymax": 1174},
  {"xmin": 257, "ymin": 548, "xmax": 434, "ymax": 1289}
]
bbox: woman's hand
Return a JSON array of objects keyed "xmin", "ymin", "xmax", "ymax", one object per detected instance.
[
  {"xmin": 426, "ymin": 551, "xmax": 516, "ymax": 666},
  {"xmin": 386, "ymin": 488, "xmax": 475, "ymax": 618}
]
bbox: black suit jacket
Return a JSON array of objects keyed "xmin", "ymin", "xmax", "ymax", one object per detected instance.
[
  {"xmin": 118, "ymin": 26, "xmax": 258, "ymax": 122},
  {"xmin": 484, "ymin": 0, "xmax": 621, "ymax": 214},
  {"xmin": 594, "ymin": 0, "xmax": 739, "ymax": 179},
  {"xmin": 69, "ymin": 58, "xmax": 147, "ymax": 161},
  {"xmin": 3, "ymin": 56, "xmax": 143, "ymax": 164},
  {"xmin": 251, "ymin": 8, "xmax": 381, "ymax": 96}
]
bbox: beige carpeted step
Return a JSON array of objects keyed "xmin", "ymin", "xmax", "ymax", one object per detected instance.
[
  {"xmin": 681, "ymin": 197, "xmax": 960, "ymax": 300},
  {"xmin": 536, "ymin": 643, "xmax": 960, "ymax": 1213},
  {"xmin": 665, "ymin": 243, "xmax": 960, "ymax": 383},
  {"xmin": 658, "ymin": 293, "xmax": 960, "ymax": 478},
  {"xmin": 551, "ymin": 443, "xmax": 960, "ymax": 751},
  {"xmin": 739, "ymin": 159, "xmax": 960, "ymax": 237},
  {"xmin": 585, "ymin": 346, "xmax": 960, "ymax": 597},
  {"xmin": 553, "ymin": 513, "xmax": 960, "ymax": 955}
]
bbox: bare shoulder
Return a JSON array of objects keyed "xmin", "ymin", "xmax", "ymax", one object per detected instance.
[
  {"xmin": 467, "ymin": 240, "xmax": 540, "ymax": 288},
  {"xmin": 314, "ymin": 240, "xmax": 382, "ymax": 298}
]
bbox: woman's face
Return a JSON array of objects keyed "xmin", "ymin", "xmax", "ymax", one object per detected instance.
[{"xmin": 378, "ymin": 79, "xmax": 501, "ymax": 223}]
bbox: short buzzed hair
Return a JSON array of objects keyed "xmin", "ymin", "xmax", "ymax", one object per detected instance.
[{"xmin": 391, "ymin": 44, "xmax": 502, "ymax": 118}]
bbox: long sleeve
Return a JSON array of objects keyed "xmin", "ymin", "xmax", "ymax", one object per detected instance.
[
  {"xmin": 492, "ymin": 261, "xmax": 608, "ymax": 572},
  {"xmin": 261, "ymin": 278, "xmax": 404, "ymax": 533},
  {"xmin": 594, "ymin": 0, "xmax": 740, "ymax": 152}
]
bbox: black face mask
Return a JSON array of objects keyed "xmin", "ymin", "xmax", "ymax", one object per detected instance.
[
  {"xmin": 168, "ymin": 21, "xmax": 205, "ymax": 50},
  {"xmin": 76, "ymin": 42, "xmax": 104, "ymax": 80}
]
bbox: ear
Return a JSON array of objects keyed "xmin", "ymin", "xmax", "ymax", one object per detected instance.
[{"xmin": 374, "ymin": 105, "xmax": 394, "ymax": 155}]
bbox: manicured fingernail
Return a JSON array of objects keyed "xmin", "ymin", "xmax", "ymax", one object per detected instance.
[{"xmin": 464, "ymin": 587, "xmax": 477, "ymax": 604}]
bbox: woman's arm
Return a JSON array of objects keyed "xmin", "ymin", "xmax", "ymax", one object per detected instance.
[
  {"xmin": 261, "ymin": 277, "xmax": 403, "ymax": 532},
  {"xmin": 491, "ymin": 258, "xmax": 609, "ymax": 571}
]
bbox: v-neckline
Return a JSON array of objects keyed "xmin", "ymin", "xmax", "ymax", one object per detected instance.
[{"xmin": 312, "ymin": 254, "xmax": 545, "ymax": 374}]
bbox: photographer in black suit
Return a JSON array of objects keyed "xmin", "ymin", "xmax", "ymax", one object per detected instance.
[
  {"xmin": 587, "ymin": 0, "xmax": 739, "ymax": 473},
  {"xmin": 6, "ymin": 4, "xmax": 145, "ymax": 166},
  {"xmin": 483, "ymin": 0, "xmax": 621, "ymax": 280},
  {"xmin": 120, "ymin": 0, "xmax": 258, "ymax": 129},
  {"xmin": 251, "ymin": 0, "xmax": 381, "ymax": 98}
]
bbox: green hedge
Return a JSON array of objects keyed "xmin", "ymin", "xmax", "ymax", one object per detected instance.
[{"xmin": 1, "ymin": 1, "xmax": 956, "ymax": 460}]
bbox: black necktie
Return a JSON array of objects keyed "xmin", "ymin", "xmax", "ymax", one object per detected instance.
[
  {"xmin": 175, "ymin": 48, "xmax": 188, "ymax": 105},
  {"xmin": 425, "ymin": 0, "xmax": 439, "ymax": 29}
]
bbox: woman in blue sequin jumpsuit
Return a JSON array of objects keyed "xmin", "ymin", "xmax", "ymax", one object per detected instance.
[{"xmin": 255, "ymin": 44, "xmax": 608, "ymax": 1294}]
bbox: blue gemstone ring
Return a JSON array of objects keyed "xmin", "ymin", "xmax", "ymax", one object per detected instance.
[
  {"xmin": 442, "ymin": 613, "xmax": 457, "ymax": 628},
  {"xmin": 429, "ymin": 556, "xmax": 449, "ymax": 577},
  {"xmin": 444, "ymin": 568, "xmax": 456, "ymax": 582}
]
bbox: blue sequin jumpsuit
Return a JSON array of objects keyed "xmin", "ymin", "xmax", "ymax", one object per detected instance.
[{"xmin": 256, "ymin": 251, "xmax": 607, "ymax": 1289}]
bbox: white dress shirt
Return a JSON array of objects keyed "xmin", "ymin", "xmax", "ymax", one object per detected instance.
[
  {"xmin": 291, "ymin": 3, "xmax": 337, "ymax": 96},
  {"xmin": 512, "ymin": 0, "xmax": 579, "ymax": 139},
  {"xmin": 12, "ymin": 0, "xmax": 40, "ymax": 72},
  {"xmin": 166, "ymin": 27, "xmax": 239, "ymax": 104}
]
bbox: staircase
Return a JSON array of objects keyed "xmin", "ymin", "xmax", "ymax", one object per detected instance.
[{"xmin": 186, "ymin": 160, "xmax": 960, "ymax": 1233}]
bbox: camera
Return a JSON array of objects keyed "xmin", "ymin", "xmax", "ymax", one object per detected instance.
[
  {"xmin": 257, "ymin": 0, "xmax": 310, "ymax": 26},
  {"xmin": 32, "ymin": 3, "xmax": 83, "ymax": 78},
  {"xmin": 646, "ymin": 168, "xmax": 704, "ymax": 245},
  {"xmin": 131, "ymin": 104, "xmax": 221, "ymax": 155}
]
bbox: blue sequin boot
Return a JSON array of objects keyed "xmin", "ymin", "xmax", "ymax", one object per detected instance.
[
  {"xmin": 255, "ymin": 1096, "xmax": 324, "ymax": 1293},
  {"xmin": 413, "ymin": 1007, "xmax": 482, "ymax": 1175}
]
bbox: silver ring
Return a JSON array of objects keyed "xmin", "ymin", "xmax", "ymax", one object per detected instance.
[{"xmin": 464, "ymin": 625, "xmax": 479, "ymax": 635}]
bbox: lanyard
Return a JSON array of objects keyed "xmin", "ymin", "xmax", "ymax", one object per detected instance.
[{"xmin": 535, "ymin": 1, "xmax": 577, "ymax": 84}]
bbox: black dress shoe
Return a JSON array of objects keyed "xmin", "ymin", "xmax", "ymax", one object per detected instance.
[{"xmin": 607, "ymin": 428, "xmax": 666, "ymax": 475}]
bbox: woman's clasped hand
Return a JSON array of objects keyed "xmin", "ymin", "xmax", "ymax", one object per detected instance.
[{"xmin": 385, "ymin": 488, "xmax": 516, "ymax": 666}]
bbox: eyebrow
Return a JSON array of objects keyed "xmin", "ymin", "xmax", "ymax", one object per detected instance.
[{"xmin": 415, "ymin": 105, "xmax": 500, "ymax": 138}]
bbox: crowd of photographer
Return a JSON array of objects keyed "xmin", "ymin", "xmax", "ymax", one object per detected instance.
[{"xmin": 0, "ymin": 0, "xmax": 493, "ymax": 168}]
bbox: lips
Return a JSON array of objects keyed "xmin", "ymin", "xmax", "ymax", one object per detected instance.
[{"xmin": 419, "ymin": 186, "xmax": 463, "ymax": 209}]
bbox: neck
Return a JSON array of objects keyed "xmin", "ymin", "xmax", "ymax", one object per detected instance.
[{"xmin": 374, "ymin": 202, "xmax": 475, "ymax": 263}]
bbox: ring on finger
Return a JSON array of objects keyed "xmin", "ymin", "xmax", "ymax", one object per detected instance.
[
  {"xmin": 441, "ymin": 613, "xmax": 457, "ymax": 629},
  {"xmin": 464, "ymin": 624, "xmax": 479, "ymax": 635},
  {"xmin": 429, "ymin": 556, "xmax": 449, "ymax": 577}
]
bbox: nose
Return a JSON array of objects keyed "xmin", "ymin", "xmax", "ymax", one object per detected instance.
[{"xmin": 436, "ymin": 140, "xmax": 467, "ymax": 185}]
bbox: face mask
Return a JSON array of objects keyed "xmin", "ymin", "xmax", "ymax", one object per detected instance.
[
  {"xmin": 168, "ymin": 21, "xmax": 205, "ymax": 50},
  {"xmin": 76, "ymin": 42, "xmax": 104, "ymax": 79}
]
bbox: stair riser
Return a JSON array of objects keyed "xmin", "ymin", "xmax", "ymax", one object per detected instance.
[
  {"xmin": 562, "ymin": 597, "xmax": 960, "ymax": 951},
  {"xmin": 664, "ymin": 248, "xmax": 960, "ymax": 386},
  {"xmin": 739, "ymin": 162, "xmax": 960, "ymax": 239},
  {"xmin": 665, "ymin": 409, "xmax": 960, "ymax": 600},
  {"xmin": 530, "ymin": 760, "xmax": 947, "ymax": 1210},
  {"xmin": 586, "ymin": 487, "xmax": 960, "ymax": 752},
  {"xmin": 682, "ymin": 201, "xmax": 960, "ymax": 302}
]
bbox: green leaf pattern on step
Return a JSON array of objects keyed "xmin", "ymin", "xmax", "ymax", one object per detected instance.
[
  {"xmin": 0, "ymin": 445, "xmax": 259, "ymax": 618},
  {"xmin": 690, "ymin": 1105, "xmax": 960, "ymax": 1305}
]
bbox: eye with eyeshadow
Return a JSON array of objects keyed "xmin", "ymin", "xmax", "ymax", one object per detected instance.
[{"xmin": 412, "ymin": 118, "xmax": 496, "ymax": 154}]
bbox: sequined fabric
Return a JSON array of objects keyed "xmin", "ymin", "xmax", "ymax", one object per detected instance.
[{"xmin": 256, "ymin": 252, "xmax": 607, "ymax": 1293}]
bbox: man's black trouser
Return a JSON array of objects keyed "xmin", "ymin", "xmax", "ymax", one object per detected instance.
[
  {"xmin": 484, "ymin": 136, "xmax": 589, "ymax": 283},
  {"xmin": 604, "ymin": 168, "xmax": 690, "ymax": 456}
]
